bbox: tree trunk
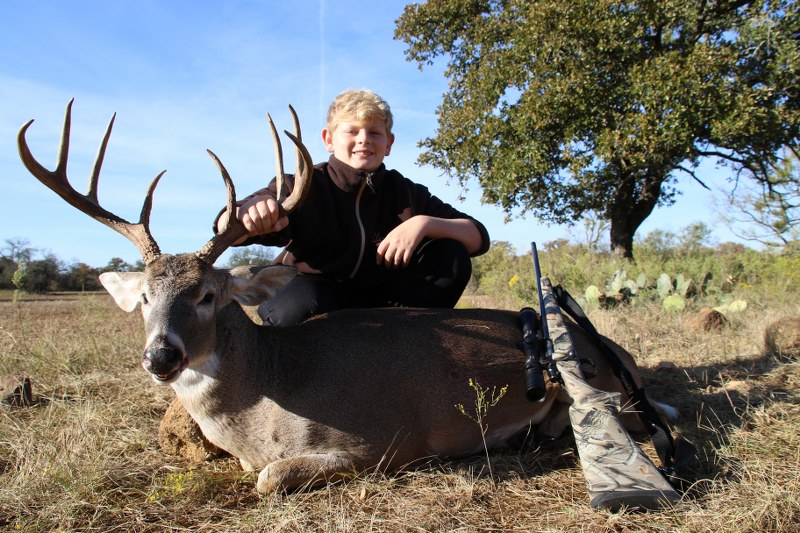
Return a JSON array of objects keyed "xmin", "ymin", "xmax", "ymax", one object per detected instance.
[
  {"xmin": 607, "ymin": 172, "xmax": 666, "ymax": 260},
  {"xmin": 609, "ymin": 222, "xmax": 636, "ymax": 259}
]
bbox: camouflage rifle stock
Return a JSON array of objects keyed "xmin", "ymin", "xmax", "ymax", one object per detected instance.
[{"xmin": 532, "ymin": 243, "xmax": 681, "ymax": 511}]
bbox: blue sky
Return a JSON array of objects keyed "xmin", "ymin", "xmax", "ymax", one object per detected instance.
[{"xmin": 1, "ymin": 0, "xmax": 732, "ymax": 267}]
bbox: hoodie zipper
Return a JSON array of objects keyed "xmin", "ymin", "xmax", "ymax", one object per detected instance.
[{"xmin": 348, "ymin": 175, "xmax": 371, "ymax": 279}]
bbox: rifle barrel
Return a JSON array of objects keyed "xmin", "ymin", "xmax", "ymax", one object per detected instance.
[
  {"xmin": 532, "ymin": 242, "xmax": 560, "ymax": 383},
  {"xmin": 531, "ymin": 242, "xmax": 550, "ymax": 342}
]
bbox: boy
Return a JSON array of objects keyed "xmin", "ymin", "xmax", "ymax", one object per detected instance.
[{"xmin": 217, "ymin": 89, "xmax": 490, "ymax": 326}]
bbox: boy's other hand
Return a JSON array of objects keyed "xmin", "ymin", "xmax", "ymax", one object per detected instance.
[{"xmin": 377, "ymin": 216, "xmax": 426, "ymax": 268}]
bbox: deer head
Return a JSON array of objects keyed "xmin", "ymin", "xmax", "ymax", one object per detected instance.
[{"xmin": 18, "ymin": 100, "xmax": 312, "ymax": 382}]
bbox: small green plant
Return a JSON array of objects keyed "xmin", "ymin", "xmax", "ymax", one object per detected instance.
[
  {"xmin": 583, "ymin": 270, "xmax": 646, "ymax": 309},
  {"xmin": 584, "ymin": 285, "xmax": 602, "ymax": 310},
  {"xmin": 456, "ymin": 378, "xmax": 508, "ymax": 484},
  {"xmin": 148, "ymin": 468, "xmax": 200, "ymax": 502},
  {"xmin": 607, "ymin": 269, "xmax": 645, "ymax": 297},
  {"xmin": 663, "ymin": 293, "xmax": 686, "ymax": 312},
  {"xmin": 508, "ymin": 272, "xmax": 536, "ymax": 303},
  {"xmin": 713, "ymin": 298, "xmax": 748, "ymax": 314},
  {"xmin": 656, "ymin": 272, "xmax": 711, "ymax": 312},
  {"xmin": 584, "ymin": 269, "xmax": 729, "ymax": 313},
  {"xmin": 11, "ymin": 262, "xmax": 27, "ymax": 304}
]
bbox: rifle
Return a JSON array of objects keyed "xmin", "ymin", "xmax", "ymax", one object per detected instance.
[
  {"xmin": 520, "ymin": 242, "xmax": 563, "ymax": 403},
  {"xmin": 520, "ymin": 242, "xmax": 682, "ymax": 511}
]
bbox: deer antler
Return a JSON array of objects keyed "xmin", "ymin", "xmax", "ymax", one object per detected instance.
[
  {"xmin": 19, "ymin": 100, "xmax": 312, "ymax": 267},
  {"xmin": 18, "ymin": 99, "xmax": 164, "ymax": 265},
  {"xmin": 195, "ymin": 105, "xmax": 313, "ymax": 264}
]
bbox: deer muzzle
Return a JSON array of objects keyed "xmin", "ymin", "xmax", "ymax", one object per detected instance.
[{"xmin": 142, "ymin": 338, "xmax": 189, "ymax": 384}]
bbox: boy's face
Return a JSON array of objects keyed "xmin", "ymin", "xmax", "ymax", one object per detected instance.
[{"xmin": 322, "ymin": 116, "xmax": 395, "ymax": 172}]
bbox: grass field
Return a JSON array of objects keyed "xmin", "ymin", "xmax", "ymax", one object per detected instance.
[{"xmin": 1, "ymin": 289, "xmax": 798, "ymax": 531}]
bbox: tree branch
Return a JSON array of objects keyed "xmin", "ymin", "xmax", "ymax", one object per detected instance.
[
  {"xmin": 694, "ymin": 149, "xmax": 749, "ymax": 166},
  {"xmin": 676, "ymin": 165, "xmax": 712, "ymax": 190}
]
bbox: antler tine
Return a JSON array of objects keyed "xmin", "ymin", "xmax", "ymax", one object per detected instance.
[
  {"xmin": 87, "ymin": 110, "xmax": 116, "ymax": 203},
  {"xmin": 264, "ymin": 108, "xmax": 313, "ymax": 215},
  {"xmin": 18, "ymin": 99, "xmax": 162, "ymax": 264},
  {"xmin": 197, "ymin": 106, "xmax": 314, "ymax": 265},
  {"xmin": 266, "ymin": 112, "xmax": 285, "ymax": 204},
  {"xmin": 280, "ymin": 129, "xmax": 313, "ymax": 213},
  {"xmin": 288, "ymin": 104, "xmax": 305, "ymax": 179},
  {"xmin": 195, "ymin": 150, "xmax": 248, "ymax": 264}
]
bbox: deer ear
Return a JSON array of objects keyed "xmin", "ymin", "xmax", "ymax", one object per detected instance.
[
  {"xmin": 99, "ymin": 272, "xmax": 146, "ymax": 312},
  {"xmin": 228, "ymin": 265, "xmax": 296, "ymax": 306}
]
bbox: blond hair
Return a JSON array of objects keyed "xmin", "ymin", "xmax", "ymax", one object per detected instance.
[{"xmin": 326, "ymin": 89, "xmax": 393, "ymax": 135}]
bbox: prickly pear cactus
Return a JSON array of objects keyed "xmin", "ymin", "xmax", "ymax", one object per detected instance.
[{"xmin": 656, "ymin": 273, "xmax": 672, "ymax": 298}]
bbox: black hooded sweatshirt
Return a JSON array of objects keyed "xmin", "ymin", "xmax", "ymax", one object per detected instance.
[{"xmin": 225, "ymin": 155, "xmax": 490, "ymax": 285}]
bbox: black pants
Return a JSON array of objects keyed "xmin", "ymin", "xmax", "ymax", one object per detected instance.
[{"xmin": 259, "ymin": 239, "xmax": 472, "ymax": 326}]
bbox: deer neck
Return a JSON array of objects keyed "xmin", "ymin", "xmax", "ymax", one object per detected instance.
[{"xmin": 170, "ymin": 303, "xmax": 281, "ymax": 415}]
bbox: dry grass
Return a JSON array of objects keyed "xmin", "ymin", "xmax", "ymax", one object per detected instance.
[{"xmin": 1, "ymin": 290, "xmax": 799, "ymax": 531}]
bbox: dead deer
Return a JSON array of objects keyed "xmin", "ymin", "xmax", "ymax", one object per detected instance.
[{"xmin": 18, "ymin": 101, "xmax": 676, "ymax": 494}]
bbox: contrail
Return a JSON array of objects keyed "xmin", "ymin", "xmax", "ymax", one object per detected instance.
[{"xmin": 319, "ymin": 0, "xmax": 325, "ymax": 132}]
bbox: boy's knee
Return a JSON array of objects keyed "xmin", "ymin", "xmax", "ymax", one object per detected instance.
[
  {"xmin": 427, "ymin": 238, "xmax": 472, "ymax": 281},
  {"xmin": 259, "ymin": 302, "xmax": 311, "ymax": 327},
  {"xmin": 257, "ymin": 274, "xmax": 342, "ymax": 326},
  {"xmin": 258, "ymin": 302, "xmax": 287, "ymax": 326}
]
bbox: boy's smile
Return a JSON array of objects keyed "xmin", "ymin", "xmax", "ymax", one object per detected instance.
[{"xmin": 322, "ymin": 117, "xmax": 395, "ymax": 172}]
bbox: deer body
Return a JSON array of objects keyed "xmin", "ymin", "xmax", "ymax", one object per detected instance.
[
  {"xmin": 19, "ymin": 101, "xmax": 671, "ymax": 494},
  {"xmin": 99, "ymin": 253, "xmax": 652, "ymax": 493}
]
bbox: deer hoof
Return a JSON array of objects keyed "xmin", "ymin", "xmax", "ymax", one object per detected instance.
[{"xmin": 256, "ymin": 464, "xmax": 280, "ymax": 494}]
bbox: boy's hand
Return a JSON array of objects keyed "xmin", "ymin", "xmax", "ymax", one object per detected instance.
[
  {"xmin": 377, "ymin": 216, "xmax": 426, "ymax": 268},
  {"xmin": 376, "ymin": 215, "xmax": 483, "ymax": 267},
  {"xmin": 218, "ymin": 196, "xmax": 288, "ymax": 244}
]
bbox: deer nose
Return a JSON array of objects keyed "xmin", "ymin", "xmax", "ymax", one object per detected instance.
[{"xmin": 142, "ymin": 340, "xmax": 188, "ymax": 383}]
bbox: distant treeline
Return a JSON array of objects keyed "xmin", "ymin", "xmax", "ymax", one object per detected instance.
[
  {"xmin": 0, "ymin": 254, "xmax": 142, "ymax": 293},
  {"xmin": 3, "ymin": 229, "xmax": 799, "ymax": 299},
  {"xmin": 0, "ymin": 243, "xmax": 276, "ymax": 293}
]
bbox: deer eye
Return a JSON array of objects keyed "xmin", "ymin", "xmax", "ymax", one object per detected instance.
[
  {"xmin": 140, "ymin": 293, "xmax": 149, "ymax": 305},
  {"xmin": 200, "ymin": 292, "xmax": 215, "ymax": 305}
]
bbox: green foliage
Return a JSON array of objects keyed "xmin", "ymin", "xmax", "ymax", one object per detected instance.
[
  {"xmin": 714, "ymin": 299, "xmax": 748, "ymax": 314},
  {"xmin": 584, "ymin": 268, "xmax": 719, "ymax": 312},
  {"xmin": 226, "ymin": 246, "xmax": 277, "ymax": 268},
  {"xmin": 663, "ymin": 294, "xmax": 686, "ymax": 313},
  {"xmin": 584, "ymin": 285, "xmax": 602, "ymax": 310},
  {"xmin": 20, "ymin": 254, "xmax": 62, "ymax": 293},
  {"xmin": 675, "ymin": 274, "xmax": 692, "ymax": 298},
  {"xmin": 101, "ymin": 257, "xmax": 139, "ymax": 273},
  {"xmin": 608, "ymin": 269, "xmax": 644, "ymax": 296},
  {"xmin": 677, "ymin": 223, "xmax": 715, "ymax": 255},
  {"xmin": 0, "ymin": 239, "xmax": 115, "ymax": 292},
  {"xmin": 656, "ymin": 273, "xmax": 673, "ymax": 298},
  {"xmin": 62, "ymin": 263, "xmax": 103, "ymax": 292},
  {"xmin": 470, "ymin": 240, "xmax": 533, "ymax": 304},
  {"xmin": 470, "ymin": 230, "xmax": 800, "ymax": 315},
  {"xmin": 11, "ymin": 262, "xmax": 27, "ymax": 303},
  {"xmin": 396, "ymin": 0, "xmax": 800, "ymax": 258},
  {"xmin": 583, "ymin": 269, "xmax": 644, "ymax": 309}
]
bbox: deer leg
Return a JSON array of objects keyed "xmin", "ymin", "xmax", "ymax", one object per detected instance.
[{"xmin": 257, "ymin": 453, "xmax": 357, "ymax": 494}]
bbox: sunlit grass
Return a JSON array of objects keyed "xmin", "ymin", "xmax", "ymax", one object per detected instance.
[{"xmin": 1, "ymin": 289, "xmax": 799, "ymax": 531}]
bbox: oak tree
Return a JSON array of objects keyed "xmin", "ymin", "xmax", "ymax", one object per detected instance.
[{"xmin": 395, "ymin": 0, "xmax": 799, "ymax": 258}]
